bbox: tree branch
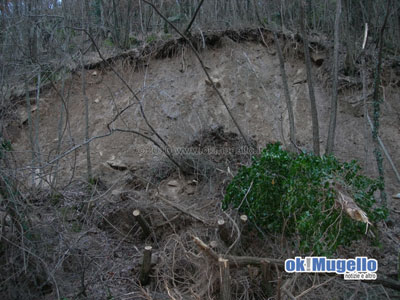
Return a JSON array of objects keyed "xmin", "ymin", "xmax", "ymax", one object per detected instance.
[{"xmin": 184, "ymin": 0, "xmax": 205, "ymax": 35}]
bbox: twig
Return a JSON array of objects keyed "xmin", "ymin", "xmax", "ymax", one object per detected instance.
[
  {"xmin": 366, "ymin": 113, "xmax": 400, "ymax": 184},
  {"xmin": 223, "ymin": 212, "xmax": 241, "ymax": 255},
  {"xmin": 0, "ymin": 234, "xmax": 61, "ymax": 300},
  {"xmin": 237, "ymin": 180, "xmax": 253, "ymax": 210},
  {"xmin": 294, "ymin": 276, "xmax": 336, "ymax": 299}
]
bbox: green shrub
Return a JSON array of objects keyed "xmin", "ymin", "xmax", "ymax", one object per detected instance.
[{"xmin": 223, "ymin": 143, "xmax": 387, "ymax": 256}]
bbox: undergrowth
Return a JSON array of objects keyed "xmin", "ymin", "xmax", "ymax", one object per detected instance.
[{"xmin": 223, "ymin": 143, "xmax": 387, "ymax": 256}]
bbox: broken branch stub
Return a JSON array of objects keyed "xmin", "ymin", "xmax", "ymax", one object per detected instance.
[{"xmin": 133, "ymin": 209, "xmax": 152, "ymax": 239}]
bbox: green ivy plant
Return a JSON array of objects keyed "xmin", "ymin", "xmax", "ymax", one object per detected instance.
[{"xmin": 223, "ymin": 143, "xmax": 387, "ymax": 256}]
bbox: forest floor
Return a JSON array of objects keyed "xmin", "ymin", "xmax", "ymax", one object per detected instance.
[{"xmin": 5, "ymin": 29, "xmax": 400, "ymax": 299}]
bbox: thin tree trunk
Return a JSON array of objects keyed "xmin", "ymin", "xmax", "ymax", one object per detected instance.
[
  {"xmin": 273, "ymin": 31, "xmax": 296, "ymax": 149},
  {"xmin": 81, "ymin": 2, "xmax": 92, "ymax": 182},
  {"xmin": 54, "ymin": 75, "xmax": 66, "ymax": 188},
  {"xmin": 139, "ymin": 0, "xmax": 145, "ymax": 37},
  {"xmin": 280, "ymin": 0, "xmax": 286, "ymax": 31},
  {"xmin": 81, "ymin": 56, "xmax": 92, "ymax": 182},
  {"xmin": 372, "ymin": 0, "xmax": 391, "ymax": 206},
  {"xmin": 361, "ymin": 23, "xmax": 369, "ymax": 171},
  {"xmin": 397, "ymin": 4, "xmax": 400, "ymax": 49},
  {"xmin": 343, "ymin": 0, "xmax": 355, "ymax": 75},
  {"xmin": 300, "ymin": 0, "xmax": 320, "ymax": 156},
  {"xmin": 112, "ymin": 0, "xmax": 121, "ymax": 47},
  {"xmin": 34, "ymin": 72, "xmax": 42, "ymax": 176},
  {"xmin": 99, "ymin": 0, "xmax": 106, "ymax": 38},
  {"xmin": 25, "ymin": 78, "xmax": 35, "ymax": 187},
  {"xmin": 326, "ymin": 0, "xmax": 341, "ymax": 154},
  {"xmin": 84, "ymin": 0, "xmax": 94, "ymax": 51},
  {"xmin": 123, "ymin": 0, "xmax": 133, "ymax": 49}
]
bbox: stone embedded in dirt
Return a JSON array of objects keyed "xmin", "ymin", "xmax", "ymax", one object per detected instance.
[
  {"xmin": 293, "ymin": 68, "xmax": 307, "ymax": 85},
  {"xmin": 205, "ymin": 77, "xmax": 221, "ymax": 88},
  {"xmin": 159, "ymin": 180, "xmax": 181, "ymax": 200},
  {"xmin": 161, "ymin": 102, "xmax": 180, "ymax": 120},
  {"xmin": 92, "ymin": 71, "xmax": 98, "ymax": 76},
  {"xmin": 111, "ymin": 189, "xmax": 123, "ymax": 197},
  {"xmin": 106, "ymin": 159, "xmax": 128, "ymax": 171},
  {"xmin": 311, "ymin": 51, "xmax": 325, "ymax": 66},
  {"xmin": 94, "ymin": 98, "xmax": 100, "ymax": 103},
  {"xmin": 237, "ymin": 98, "xmax": 246, "ymax": 106},
  {"xmin": 185, "ymin": 185, "xmax": 196, "ymax": 195},
  {"xmin": 187, "ymin": 179, "xmax": 198, "ymax": 186},
  {"xmin": 167, "ymin": 179, "xmax": 179, "ymax": 187},
  {"xmin": 18, "ymin": 104, "xmax": 38, "ymax": 125},
  {"xmin": 393, "ymin": 193, "xmax": 400, "ymax": 199}
]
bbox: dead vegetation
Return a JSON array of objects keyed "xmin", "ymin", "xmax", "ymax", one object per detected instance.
[{"xmin": 1, "ymin": 26, "xmax": 400, "ymax": 299}]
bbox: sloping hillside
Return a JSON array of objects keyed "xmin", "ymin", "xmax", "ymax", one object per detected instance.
[{"xmin": 6, "ymin": 30, "xmax": 400, "ymax": 299}]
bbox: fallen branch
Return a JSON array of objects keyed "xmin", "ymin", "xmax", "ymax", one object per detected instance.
[
  {"xmin": 192, "ymin": 236, "xmax": 284, "ymax": 268},
  {"xmin": 368, "ymin": 274, "xmax": 400, "ymax": 291}
]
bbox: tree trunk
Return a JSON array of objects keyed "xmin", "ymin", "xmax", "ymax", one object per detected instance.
[
  {"xmin": 112, "ymin": 0, "xmax": 121, "ymax": 47},
  {"xmin": 361, "ymin": 23, "xmax": 370, "ymax": 171},
  {"xmin": 371, "ymin": 0, "xmax": 392, "ymax": 206},
  {"xmin": 122, "ymin": 0, "xmax": 133, "ymax": 49},
  {"xmin": 84, "ymin": 0, "xmax": 94, "ymax": 51},
  {"xmin": 300, "ymin": 0, "xmax": 320, "ymax": 156},
  {"xmin": 25, "ymin": 78, "xmax": 35, "ymax": 187},
  {"xmin": 273, "ymin": 31, "xmax": 296, "ymax": 149},
  {"xmin": 343, "ymin": 0, "xmax": 355, "ymax": 76},
  {"xmin": 81, "ymin": 1, "xmax": 92, "ymax": 182},
  {"xmin": 326, "ymin": 0, "xmax": 341, "ymax": 154}
]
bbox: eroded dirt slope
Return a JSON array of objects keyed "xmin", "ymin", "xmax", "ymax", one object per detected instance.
[{"xmin": 9, "ymin": 34, "xmax": 400, "ymax": 299}]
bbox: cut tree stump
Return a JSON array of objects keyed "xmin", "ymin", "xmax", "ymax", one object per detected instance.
[
  {"xmin": 133, "ymin": 209, "xmax": 151, "ymax": 239},
  {"xmin": 219, "ymin": 257, "xmax": 231, "ymax": 300},
  {"xmin": 218, "ymin": 218, "xmax": 232, "ymax": 246},
  {"xmin": 139, "ymin": 245, "xmax": 153, "ymax": 285}
]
